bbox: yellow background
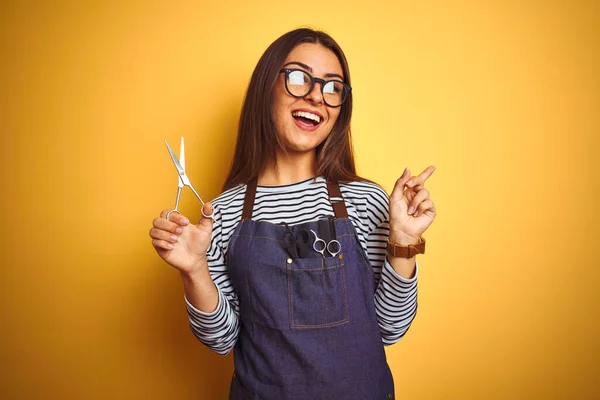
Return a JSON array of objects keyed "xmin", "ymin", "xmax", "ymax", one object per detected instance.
[{"xmin": 1, "ymin": 1, "xmax": 598, "ymax": 399}]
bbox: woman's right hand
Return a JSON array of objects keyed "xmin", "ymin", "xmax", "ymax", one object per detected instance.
[{"xmin": 150, "ymin": 202, "xmax": 214, "ymax": 276}]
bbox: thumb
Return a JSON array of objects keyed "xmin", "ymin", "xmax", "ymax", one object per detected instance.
[
  {"xmin": 197, "ymin": 202, "xmax": 214, "ymax": 228},
  {"xmin": 390, "ymin": 168, "xmax": 411, "ymax": 201}
]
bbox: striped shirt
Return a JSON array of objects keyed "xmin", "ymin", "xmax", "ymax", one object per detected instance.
[{"xmin": 185, "ymin": 176, "xmax": 419, "ymax": 355}]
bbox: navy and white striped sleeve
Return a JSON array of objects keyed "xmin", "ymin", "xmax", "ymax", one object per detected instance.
[
  {"xmin": 184, "ymin": 206, "xmax": 241, "ymax": 356},
  {"xmin": 375, "ymin": 258, "xmax": 418, "ymax": 345},
  {"xmin": 359, "ymin": 184, "xmax": 419, "ymax": 345}
]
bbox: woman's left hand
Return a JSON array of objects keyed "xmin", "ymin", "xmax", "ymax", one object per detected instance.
[{"xmin": 389, "ymin": 166, "xmax": 437, "ymax": 244}]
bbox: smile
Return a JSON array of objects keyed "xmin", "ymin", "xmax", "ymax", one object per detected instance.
[{"xmin": 291, "ymin": 110, "xmax": 323, "ymax": 131}]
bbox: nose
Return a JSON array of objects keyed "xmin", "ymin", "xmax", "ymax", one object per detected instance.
[{"xmin": 305, "ymin": 81, "xmax": 324, "ymax": 105}]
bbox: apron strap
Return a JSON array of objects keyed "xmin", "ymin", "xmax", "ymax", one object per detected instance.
[
  {"xmin": 326, "ymin": 181, "xmax": 349, "ymax": 219},
  {"xmin": 240, "ymin": 178, "xmax": 349, "ymax": 221},
  {"xmin": 241, "ymin": 177, "xmax": 258, "ymax": 220}
]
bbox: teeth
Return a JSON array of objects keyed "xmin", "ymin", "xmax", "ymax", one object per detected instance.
[{"xmin": 292, "ymin": 111, "xmax": 321, "ymax": 124}]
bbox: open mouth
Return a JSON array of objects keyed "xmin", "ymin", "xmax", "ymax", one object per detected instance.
[{"xmin": 292, "ymin": 110, "xmax": 322, "ymax": 127}]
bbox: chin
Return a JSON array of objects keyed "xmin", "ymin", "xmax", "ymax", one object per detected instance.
[
  {"xmin": 283, "ymin": 144, "xmax": 319, "ymax": 154},
  {"xmin": 282, "ymin": 133, "xmax": 322, "ymax": 151}
]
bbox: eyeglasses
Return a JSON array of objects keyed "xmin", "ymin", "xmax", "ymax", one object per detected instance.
[{"xmin": 279, "ymin": 68, "xmax": 352, "ymax": 108}]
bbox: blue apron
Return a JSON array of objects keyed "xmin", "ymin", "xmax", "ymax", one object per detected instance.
[{"xmin": 226, "ymin": 179, "xmax": 395, "ymax": 399}]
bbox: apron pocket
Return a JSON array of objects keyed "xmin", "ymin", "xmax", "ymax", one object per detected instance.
[{"xmin": 287, "ymin": 255, "xmax": 349, "ymax": 329}]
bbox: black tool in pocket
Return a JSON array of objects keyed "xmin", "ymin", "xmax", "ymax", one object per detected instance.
[{"xmin": 281, "ymin": 222, "xmax": 313, "ymax": 259}]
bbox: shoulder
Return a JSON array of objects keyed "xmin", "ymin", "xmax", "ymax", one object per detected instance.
[
  {"xmin": 339, "ymin": 180, "xmax": 389, "ymax": 205},
  {"xmin": 211, "ymin": 184, "xmax": 246, "ymax": 209},
  {"xmin": 209, "ymin": 184, "xmax": 247, "ymax": 229},
  {"xmin": 339, "ymin": 180, "xmax": 389, "ymax": 224}
]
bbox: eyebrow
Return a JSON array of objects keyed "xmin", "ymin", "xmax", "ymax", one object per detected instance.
[{"xmin": 282, "ymin": 61, "xmax": 345, "ymax": 81}]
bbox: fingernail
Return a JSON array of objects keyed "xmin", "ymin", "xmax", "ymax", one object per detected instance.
[
  {"xmin": 180, "ymin": 218, "xmax": 189, "ymax": 226},
  {"xmin": 414, "ymin": 211, "xmax": 419, "ymax": 217},
  {"xmin": 407, "ymin": 180, "xmax": 414, "ymax": 187},
  {"xmin": 176, "ymin": 227, "xmax": 183, "ymax": 234},
  {"xmin": 167, "ymin": 243, "xmax": 174, "ymax": 249},
  {"xmin": 170, "ymin": 235, "xmax": 178, "ymax": 242},
  {"xmin": 408, "ymin": 206, "xmax": 415, "ymax": 214}
]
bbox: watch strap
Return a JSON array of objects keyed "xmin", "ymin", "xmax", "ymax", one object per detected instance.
[{"xmin": 387, "ymin": 237, "xmax": 426, "ymax": 258}]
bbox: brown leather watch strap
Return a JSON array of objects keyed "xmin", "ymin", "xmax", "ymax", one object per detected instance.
[{"xmin": 387, "ymin": 237, "xmax": 426, "ymax": 258}]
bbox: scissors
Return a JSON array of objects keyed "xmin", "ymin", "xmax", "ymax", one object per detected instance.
[
  {"xmin": 165, "ymin": 137, "xmax": 214, "ymax": 221},
  {"xmin": 282, "ymin": 223, "xmax": 311, "ymax": 259},
  {"xmin": 310, "ymin": 228, "xmax": 341, "ymax": 258}
]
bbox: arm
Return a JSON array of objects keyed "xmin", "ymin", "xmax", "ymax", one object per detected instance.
[
  {"xmin": 183, "ymin": 210, "xmax": 241, "ymax": 356},
  {"xmin": 182, "ymin": 258, "xmax": 240, "ymax": 355},
  {"xmin": 369, "ymin": 219, "xmax": 419, "ymax": 345},
  {"xmin": 150, "ymin": 197, "xmax": 241, "ymax": 356},
  {"xmin": 376, "ymin": 165, "xmax": 437, "ymax": 344}
]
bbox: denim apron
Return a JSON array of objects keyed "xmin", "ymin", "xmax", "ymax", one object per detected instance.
[{"xmin": 227, "ymin": 179, "xmax": 395, "ymax": 399}]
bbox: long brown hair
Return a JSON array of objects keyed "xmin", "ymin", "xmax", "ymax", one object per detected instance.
[{"xmin": 222, "ymin": 28, "xmax": 370, "ymax": 191}]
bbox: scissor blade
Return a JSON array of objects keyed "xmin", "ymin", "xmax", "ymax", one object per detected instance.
[
  {"xmin": 166, "ymin": 138, "xmax": 204, "ymax": 202},
  {"xmin": 179, "ymin": 137, "xmax": 185, "ymax": 171},
  {"xmin": 165, "ymin": 140, "xmax": 185, "ymax": 175}
]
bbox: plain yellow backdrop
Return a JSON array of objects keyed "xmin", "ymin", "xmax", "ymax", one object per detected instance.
[{"xmin": 1, "ymin": 1, "xmax": 598, "ymax": 399}]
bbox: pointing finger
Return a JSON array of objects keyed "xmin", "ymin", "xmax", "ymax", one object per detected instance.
[
  {"xmin": 418, "ymin": 165, "xmax": 436, "ymax": 180},
  {"xmin": 406, "ymin": 165, "xmax": 436, "ymax": 188}
]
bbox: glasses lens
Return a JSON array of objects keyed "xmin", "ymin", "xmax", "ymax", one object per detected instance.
[
  {"xmin": 286, "ymin": 70, "xmax": 312, "ymax": 97},
  {"xmin": 323, "ymin": 81, "xmax": 347, "ymax": 107},
  {"xmin": 284, "ymin": 69, "xmax": 349, "ymax": 107}
]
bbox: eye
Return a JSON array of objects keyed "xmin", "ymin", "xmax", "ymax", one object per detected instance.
[
  {"xmin": 288, "ymin": 70, "xmax": 307, "ymax": 86},
  {"xmin": 323, "ymin": 81, "xmax": 336, "ymax": 94}
]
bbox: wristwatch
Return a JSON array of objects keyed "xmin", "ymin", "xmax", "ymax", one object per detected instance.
[{"xmin": 387, "ymin": 236, "xmax": 426, "ymax": 258}]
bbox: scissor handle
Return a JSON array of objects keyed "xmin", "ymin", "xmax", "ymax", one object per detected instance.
[
  {"xmin": 167, "ymin": 208, "xmax": 214, "ymax": 223},
  {"xmin": 201, "ymin": 208, "xmax": 215, "ymax": 221},
  {"xmin": 327, "ymin": 240, "xmax": 341, "ymax": 257},
  {"xmin": 310, "ymin": 229, "xmax": 326, "ymax": 256},
  {"xmin": 282, "ymin": 224, "xmax": 298, "ymax": 258},
  {"xmin": 166, "ymin": 209, "xmax": 181, "ymax": 221},
  {"xmin": 297, "ymin": 229, "xmax": 310, "ymax": 244},
  {"xmin": 282, "ymin": 230, "xmax": 296, "ymax": 246}
]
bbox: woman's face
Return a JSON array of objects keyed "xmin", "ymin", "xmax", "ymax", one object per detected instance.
[{"xmin": 271, "ymin": 43, "xmax": 344, "ymax": 155}]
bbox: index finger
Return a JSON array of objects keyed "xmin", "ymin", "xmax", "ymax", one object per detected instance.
[
  {"xmin": 406, "ymin": 165, "xmax": 436, "ymax": 188},
  {"xmin": 417, "ymin": 165, "xmax": 436, "ymax": 181},
  {"xmin": 159, "ymin": 210, "xmax": 190, "ymax": 226}
]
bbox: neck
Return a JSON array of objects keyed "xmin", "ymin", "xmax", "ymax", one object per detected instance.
[{"xmin": 258, "ymin": 150, "xmax": 317, "ymax": 186}]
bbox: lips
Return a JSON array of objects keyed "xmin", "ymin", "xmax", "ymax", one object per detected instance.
[{"xmin": 291, "ymin": 109, "xmax": 324, "ymax": 131}]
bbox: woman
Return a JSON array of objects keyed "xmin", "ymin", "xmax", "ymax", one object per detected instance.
[{"xmin": 150, "ymin": 28, "xmax": 436, "ymax": 399}]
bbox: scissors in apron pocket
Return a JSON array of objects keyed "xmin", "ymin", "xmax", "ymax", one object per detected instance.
[
  {"xmin": 282, "ymin": 223, "xmax": 311, "ymax": 259},
  {"xmin": 310, "ymin": 217, "xmax": 341, "ymax": 257}
]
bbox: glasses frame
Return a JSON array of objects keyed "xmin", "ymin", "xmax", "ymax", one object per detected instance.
[{"xmin": 279, "ymin": 68, "xmax": 352, "ymax": 108}]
